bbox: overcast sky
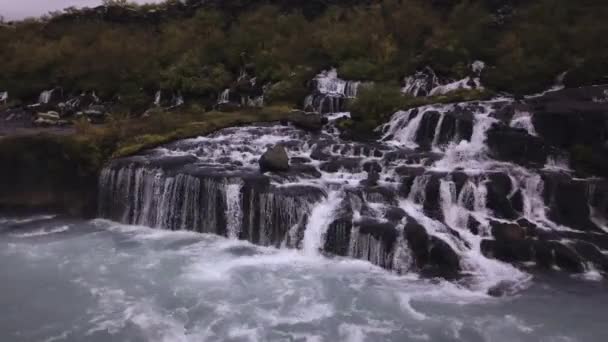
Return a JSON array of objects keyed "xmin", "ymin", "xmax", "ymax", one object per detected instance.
[{"xmin": 0, "ymin": 0, "xmax": 164, "ymax": 20}]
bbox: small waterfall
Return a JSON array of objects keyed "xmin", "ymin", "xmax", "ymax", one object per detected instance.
[
  {"xmin": 438, "ymin": 177, "xmax": 528, "ymax": 291},
  {"xmin": 173, "ymin": 92, "xmax": 184, "ymax": 107},
  {"xmin": 304, "ymin": 69, "xmax": 362, "ymax": 114},
  {"xmin": 0, "ymin": 91, "xmax": 7, "ymax": 103},
  {"xmin": 224, "ymin": 180, "xmax": 243, "ymax": 239},
  {"xmin": 521, "ymin": 174, "xmax": 549, "ymax": 225},
  {"xmin": 431, "ymin": 112, "xmax": 447, "ymax": 151},
  {"xmin": 154, "ymin": 91, "xmax": 162, "ymax": 106},
  {"xmin": 218, "ymin": 89, "xmax": 231, "ymax": 104},
  {"xmin": 302, "ymin": 191, "xmax": 343, "ymax": 256},
  {"xmin": 434, "ymin": 103, "xmax": 496, "ymax": 170},
  {"xmin": 38, "ymin": 89, "xmax": 54, "ymax": 104},
  {"xmin": 401, "ymin": 67, "xmax": 440, "ymax": 97},
  {"xmin": 314, "ymin": 69, "xmax": 360, "ymax": 98},
  {"xmin": 382, "ymin": 108, "xmax": 426, "ymax": 149},
  {"xmin": 402, "ymin": 62, "xmax": 485, "ymax": 97},
  {"xmin": 510, "ymin": 110, "xmax": 537, "ymax": 136}
]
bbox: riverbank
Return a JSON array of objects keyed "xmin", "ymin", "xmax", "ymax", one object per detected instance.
[{"xmin": 0, "ymin": 106, "xmax": 296, "ymax": 215}]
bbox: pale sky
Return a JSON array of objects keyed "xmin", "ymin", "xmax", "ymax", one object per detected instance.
[{"xmin": 0, "ymin": 0, "xmax": 164, "ymax": 20}]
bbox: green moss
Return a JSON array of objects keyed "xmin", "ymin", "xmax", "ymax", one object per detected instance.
[{"xmin": 111, "ymin": 106, "xmax": 293, "ymax": 157}]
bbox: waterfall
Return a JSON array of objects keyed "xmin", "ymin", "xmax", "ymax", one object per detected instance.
[
  {"xmin": 218, "ymin": 89, "xmax": 230, "ymax": 104},
  {"xmin": 225, "ymin": 180, "xmax": 243, "ymax": 239},
  {"xmin": 302, "ymin": 191, "xmax": 342, "ymax": 256},
  {"xmin": 314, "ymin": 69, "xmax": 360, "ymax": 98},
  {"xmin": 510, "ymin": 110, "xmax": 537, "ymax": 136},
  {"xmin": 154, "ymin": 91, "xmax": 162, "ymax": 106},
  {"xmin": 0, "ymin": 91, "xmax": 7, "ymax": 103},
  {"xmin": 38, "ymin": 89, "xmax": 54, "ymax": 104},
  {"xmin": 382, "ymin": 108, "xmax": 425, "ymax": 149},
  {"xmin": 401, "ymin": 67, "xmax": 440, "ymax": 97},
  {"xmin": 97, "ymin": 89, "xmax": 608, "ymax": 289},
  {"xmin": 402, "ymin": 62, "xmax": 485, "ymax": 97}
]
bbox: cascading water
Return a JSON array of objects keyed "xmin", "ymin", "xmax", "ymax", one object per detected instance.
[
  {"xmin": 38, "ymin": 89, "xmax": 55, "ymax": 104},
  {"xmin": 99, "ymin": 86, "xmax": 608, "ymax": 293},
  {"xmin": 224, "ymin": 180, "xmax": 243, "ymax": 239},
  {"xmin": 304, "ymin": 69, "xmax": 364, "ymax": 114},
  {"xmin": 302, "ymin": 190, "xmax": 342, "ymax": 256}
]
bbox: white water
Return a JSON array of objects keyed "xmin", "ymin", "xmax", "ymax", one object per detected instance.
[
  {"xmin": 225, "ymin": 180, "xmax": 244, "ymax": 239},
  {"xmin": 314, "ymin": 69, "xmax": 360, "ymax": 98},
  {"xmin": 38, "ymin": 89, "xmax": 54, "ymax": 104},
  {"xmin": 302, "ymin": 191, "xmax": 343, "ymax": 256},
  {"xmin": 218, "ymin": 88, "xmax": 230, "ymax": 104},
  {"xmin": 3, "ymin": 217, "xmax": 606, "ymax": 341},
  {"xmin": 510, "ymin": 110, "xmax": 537, "ymax": 136}
]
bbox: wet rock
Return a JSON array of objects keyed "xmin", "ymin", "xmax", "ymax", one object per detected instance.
[
  {"xmin": 481, "ymin": 238, "xmax": 533, "ymax": 263},
  {"xmin": 320, "ymin": 158, "xmax": 361, "ymax": 173},
  {"xmin": 552, "ymin": 243, "xmax": 585, "ymax": 273},
  {"xmin": 259, "ymin": 145, "xmax": 289, "ymax": 173},
  {"xmin": 542, "ymin": 173, "xmax": 600, "ymax": 232},
  {"xmin": 385, "ymin": 206, "xmax": 406, "ymax": 223},
  {"xmin": 490, "ymin": 220, "xmax": 525, "ymax": 242},
  {"xmin": 404, "ymin": 217, "xmax": 430, "ymax": 268},
  {"xmin": 529, "ymin": 86, "xmax": 608, "ymax": 149},
  {"xmin": 360, "ymin": 170, "xmax": 380, "ymax": 187},
  {"xmin": 422, "ymin": 175, "xmax": 443, "ymax": 221},
  {"xmin": 324, "ymin": 216, "xmax": 353, "ymax": 256},
  {"xmin": 363, "ymin": 161, "xmax": 382, "ymax": 173},
  {"xmin": 289, "ymin": 164, "xmax": 322, "ymax": 178},
  {"xmin": 487, "ymin": 124, "xmax": 551, "ymax": 166},
  {"xmin": 572, "ymin": 241, "xmax": 608, "ymax": 272},
  {"xmin": 532, "ymin": 240, "xmax": 555, "ymax": 268},
  {"xmin": 467, "ymin": 215, "xmax": 481, "ymax": 235},
  {"xmin": 288, "ymin": 111, "xmax": 328, "ymax": 132},
  {"xmin": 428, "ymin": 237, "xmax": 461, "ymax": 279},
  {"xmin": 485, "ymin": 172, "xmax": 519, "ymax": 220},
  {"xmin": 358, "ymin": 218, "xmax": 398, "ymax": 249},
  {"xmin": 487, "ymin": 280, "xmax": 520, "ymax": 297}
]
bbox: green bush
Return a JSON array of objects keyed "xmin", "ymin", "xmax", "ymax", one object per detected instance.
[{"xmin": 348, "ymin": 84, "xmax": 407, "ymax": 124}]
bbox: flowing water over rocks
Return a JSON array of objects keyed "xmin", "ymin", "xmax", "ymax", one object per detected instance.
[{"xmin": 99, "ymin": 85, "xmax": 608, "ymax": 296}]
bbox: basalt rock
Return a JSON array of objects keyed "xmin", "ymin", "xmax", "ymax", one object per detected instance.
[
  {"xmin": 259, "ymin": 145, "xmax": 290, "ymax": 173},
  {"xmin": 486, "ymin": 124, "xmax": 551, "ymax": 166},
  {"xmin": 288, "ymin": 111, "xmax": 328, "ymax": 132}
]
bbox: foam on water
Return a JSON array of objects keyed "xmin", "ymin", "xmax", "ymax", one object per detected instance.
[
  {"xmin": 9, "ymin": 225, "xmax": 70, "ymax": 238},
  {"xmin": 3, "ymin": 218, "xmax": 607, "ymax": 341},
  {"xmin": 302, "ymin": 191, "xmax": 343, "ymax": 256}
]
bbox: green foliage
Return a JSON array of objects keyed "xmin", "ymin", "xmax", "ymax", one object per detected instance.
[
  {"xmin": 0, "ymin": 0, "xmax": 607, "ymax": 102},
  {"xmin": 349, "ymin": 84, "xmax": 406, "ymax": 124}
]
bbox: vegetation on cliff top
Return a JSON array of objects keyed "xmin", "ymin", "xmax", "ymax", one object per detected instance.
[{"xmin": 1, "ymin": 0, "xmax": 607, "ymax": 106}]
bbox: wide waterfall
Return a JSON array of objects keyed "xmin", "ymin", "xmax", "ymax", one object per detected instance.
[
  {"xmin": 98, "ymin": 92, "xmax": 608, "ymax": 294},
  {"xmin": 303, "ymin": 69, "xmax": 365, "ymax": 114}
]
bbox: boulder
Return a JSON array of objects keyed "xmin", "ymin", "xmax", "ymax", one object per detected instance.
[
  {"xmin": 542, "ymin": 173, "xmax": 600, "ymax": 232},
  {"xmin": 404, "ymin": 217, "xmax": 430, "ymax": 268},
  {"xmin": 485, "ymin": 172, "xmax": 519, "ymax": 220},
  {"xmin": 487, "ymin": 123, "xmax": 551, "ymax": 166},
  {"xmin": 259, "ymin": 145, "xmax": 289, "ymax": 173},
  {"xmin": 490, "ymin": 220, "xmax": 526, "ymax": 242},
  {"xmin": 288, "ymin": 111, "xmax": 328, "ymax": 132},
  {"xmin": 324, "ymin": 216, "xmax": 353, "ymax": 256},
  {"xmin": 481, "ymin": 238, "xmax": 533, "ymax": 263},
  {"xmin": 552, "ymin": 243, "xmax": 585, "ymax": 273},
  {"xmin": 428, "ymin": 237, "xmax": 461, "ymax": 279},
  {"xmin": 385, "ymin": 206, "xmax": 406, "ymax": 223}
]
